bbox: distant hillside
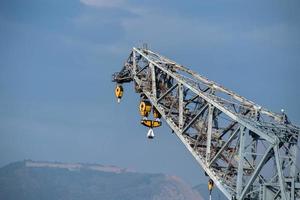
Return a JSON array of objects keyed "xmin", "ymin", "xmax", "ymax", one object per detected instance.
[
  {"xmin": 193, "ymin": 183, "xmax": 226, "ymax": 200},
  {"xmin": 0, "ymin": 160, "xmax": 203, "ymax": 200}
]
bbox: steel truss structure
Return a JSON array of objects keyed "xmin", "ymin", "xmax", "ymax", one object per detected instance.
[{"xmin": 112, "ymin": 47, "xmax": 300, "ymax": 200}]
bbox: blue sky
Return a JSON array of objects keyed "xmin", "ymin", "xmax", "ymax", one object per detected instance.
[{"xmin": 0, "ymin": 0, "xmax": 299, "ymax": 185}]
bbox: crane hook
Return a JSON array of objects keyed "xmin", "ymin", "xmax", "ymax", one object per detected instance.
[
  {"xmin": 147, "ymin": 128, "xmax": 154, "ymax": 139},
  {"xmin": 115, "ymin": 85, "xmax": 123, "ymax": 103},
  {"xmin": 208, "ymin": 179, "xmax": 214, "ymax": 200}
]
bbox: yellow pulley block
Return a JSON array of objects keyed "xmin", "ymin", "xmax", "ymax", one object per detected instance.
[
  {"xmin": 141, "ymin": 119, "xmax": 161, "ymax": 128},
  {"xmin": 139, "ymin": 101, "xmax": 152, "ymax": 117},
  {"xmin": 208, "ymin": 179, "xmax": 214, "ymax": 191},
  {"xmin": 115, "ymin": 85, "xmax": 123, "ymax": 103},
  {"xmin": 153, "ymin": 107, "xmax": 161, "ymax": 119}
]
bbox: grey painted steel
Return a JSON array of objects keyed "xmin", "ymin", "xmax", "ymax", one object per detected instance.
[
  {"xmin": 236, "ymin": 126, "xmax": 245, "ymax": 198},
  {"xmin": 157, "ymin": 83, "xmax": 178, "ymax": 102},
  {"xmin": 274, "ymin": 145, "xmax": 288, "ymax": 200},
  {"xmin": 206, "ymin": 104, "xmax": 213, "ymax": 163},
  {"xmin": 181, "ymin": 104, "xmax": 209, "ymax": 134},
  {"xmin": 239, "ymin": 145, "xmax": 274, "ymax": 200},
  {"xmin": 150, "ymin": 63, "xmax": 157, "ymax": 99},
  {"xmin": 209, "ymin": 126, "xmax": 240, "ymax": 167},
  {"xmin": 178, "ymin": 83, "xmax": 184, "ymax": 130}
]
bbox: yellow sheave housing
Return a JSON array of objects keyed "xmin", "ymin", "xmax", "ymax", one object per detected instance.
[
  {"xmin": 115, "ymin": 85, "xmax": 123, "ymax": 99},
  {"xmin": 139, "ymin": 101, "xmax": 152, "ymax": 117},
  {"xmin": 141, "ymin": 119, "xmax": 161, "ymax": 128},
  {"xmin": 208, "ymin": 179, "xmax": 214, "ymax": 191},
  {"xmin": 153, "ymin": 107, "xmax": 161, "ymax": 119}
]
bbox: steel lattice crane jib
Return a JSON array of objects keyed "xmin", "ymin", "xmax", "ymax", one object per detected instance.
[{"xmin": 112, "ymin": 47, "xmax": 300, "ymax": 200}]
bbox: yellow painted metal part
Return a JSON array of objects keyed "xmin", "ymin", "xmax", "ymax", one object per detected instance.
[
  {"xmin": 141, "ymin": 119, "xmax": 161, "ymax": 128},
  {"xmin": 153, "ymin": 107, "xmax": 161, "ymax": 119},
  {"xmin": 208, "ymin": 179, "xmax": 214, "ymax": 191},
  {"xmin": 115, "ymin": 85, "xmax": 123, "ymax": 99},
  {"xmin": 139, "ymin": 101, "xmax": 152, "ymax": 117}
]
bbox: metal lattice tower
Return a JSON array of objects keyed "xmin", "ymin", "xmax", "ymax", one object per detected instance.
[{"xmin": 112, "ymin": 47, "xmax": 300, "ymax": 200}]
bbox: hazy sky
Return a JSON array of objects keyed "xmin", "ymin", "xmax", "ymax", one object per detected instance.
[{"xmin": 0, "ymin": 0, "xmax": 299, "ymax": 185}]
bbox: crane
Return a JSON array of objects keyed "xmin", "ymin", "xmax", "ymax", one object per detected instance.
[{"xmin": 112, "ymin": 46, "xmax": 300, "ymax": 200}]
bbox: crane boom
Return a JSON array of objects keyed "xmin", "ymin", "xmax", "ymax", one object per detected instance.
[{"xmin": 112, "ymin": 47, "xmax": 300, "ymax": 200}]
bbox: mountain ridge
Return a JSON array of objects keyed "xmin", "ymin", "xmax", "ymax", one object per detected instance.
[
  {"xmin": 23, "ymin": 160, "xmax": 136, "ymax": 173},
  {"xmin": 0, "ymin": 160, "xmax": 204, "ymax": 200}
]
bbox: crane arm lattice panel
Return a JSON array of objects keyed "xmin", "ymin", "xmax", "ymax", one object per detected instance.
[{"xmin": 112, "ymin": 47, "xmax": 300, "ymax": 200}]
